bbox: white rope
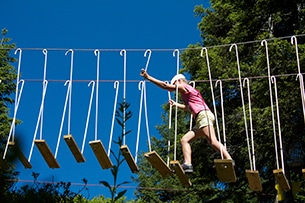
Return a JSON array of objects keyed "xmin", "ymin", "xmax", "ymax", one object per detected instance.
[
  {"xmin": 135, "ymin": 81, "xmax": 145, "ymax": 163},
  {"xmin": 291, "ymin": 36, "xmax": 305, "ymax": 123},
  {"xmin": 201, "ymin": 48, "xmax": 223, "ymax": 159},
  {"xmin": 143, "ymin": 82, "xmax": 151, "ymax": 152},
  {"xmin": 55, "ymin": 80, "xmax": 71, "ymax": 158},
  {"xmin": 94, "ymin": 50, "xmax": 100, "ymax": 141},
  {"xmin": 120, "ymin": 49, "xmax": 127, "ymax": 145},
  {"xmin": 166, "ymin": 83, "xmax": 172, "ymax": 166},
  {"xmin": 107, "ymin": 81, "xmax": 119, "ymax": 157},
  {"xmin": 4, "ymin": 33, "xmax": 305, "ymax": 52},
  {"xmin": 188, "ymin": 81, "xmax": 195, "ymax": 131},
  {"xmin": 3, "ymin": 80, "xmax": 24, "ymax": 159},
  {"xmin": 81, "ymin": 81, "xmax": 95, "ymax": 154},
  {"xmin": 28, "ymin": 49, "xmax": 48, "ymax": 162},
  {"xmin": 271, "ymin": 76, "xmax": 285, "ymax": 173},
  {"xmin": 143, "ymin": 50, "xmax": 152, "ymax": 153},
  {"xmin": 243, "ymin": 78, "xmax": 256, "ymax": 171},
  {"xmin": 261, "ymin": 40, "xmax": 280, "ymax": 169},
  {"xmin": 66, "ymin": 49, "xmax": 74, "ymax": 135},
  {"xmin": 173, "ymin": 49, "xmax": 179, "ymax": 161},
  {"xmin": 215, "ymin": 80, "xmax": 225, "ymax": 159},
  {"xmin": 229, "ymin": 44, "xmax": 252, "ymax": 166},
  {"xmin": 4, "ymin": 49, "xmax": 23, "ymax": 159}
]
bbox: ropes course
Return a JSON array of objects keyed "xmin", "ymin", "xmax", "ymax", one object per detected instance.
[{"xmin": 1, "ymin": 35, "xmax": 305, "ymax": 193}]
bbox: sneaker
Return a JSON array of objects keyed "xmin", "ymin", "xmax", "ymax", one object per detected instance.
[{"xmin": 181, "ymin": 163, "xmax": 193, "ymax": 173}]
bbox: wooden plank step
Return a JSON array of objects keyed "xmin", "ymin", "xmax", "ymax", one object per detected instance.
[
  {"xmin": 246, "ymin": 170, "xmax": 262, "ymax": 191},
  {"xmin": 8, "ymin": 142, "xmax": 32, "ymax": 169},
  {"xmin": 120, "ymin": 145, "xmax": 139, "ymax": 173},
  {"xmin": 34, "ymin": 140, "xmax": 60, "ymax": 168},
  {"xmin": 89, "ymin": 140, "xmax": 113, "ymax": 169},
  {"xmin": 170, "ymin": 160, "xmax": 192, "ymax": 187},
  {"xmin": 214, "ymin": 159, "xmax": 236, "ymax": 182},
  {"xmin": 273, "ymin": 169, "xmax": 290, "ymax": 192},
  {"xmin": 144, "ymin": 151, "xmax": 173, "ymax": 178},
  {"xmin": 64, "ymin": 134, "xmax": 85, "ymax": 163}
]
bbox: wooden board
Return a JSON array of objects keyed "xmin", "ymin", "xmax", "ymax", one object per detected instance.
[
  {"xmin": 8, "ymin": 142, "xmax": 32, "ymax": 169},
  {"xmin": 302, "ymin": 168, "xmax": 305, "ymax": 179},
  {"xmin": 214, "ymin": 159, "xmax": 236, "ymax": 182},
  {"xmin": 144, "ymin": 151, "xmax": 173, "ymax": 178},
  {"xmin": 64, "ymin": 134, "xmax": 85, "ymax": 163},
  {"xmin": 170, "ymin": 160, "xmax": 192, "ymax": 187},
  {"xmin": 246, "ymin": 170, "xmax": 262, "ymax": 191},
  {"xmin": 89, "ymin": 140, "xmax": 112, "ymax": 169},
  {"xmin": 34, "ymin": 140, "xmax": 60, "ymax": 168},
  {"xmin": 273, "ymin": 169, "xmax": 290, "ymax": 192},
  {"xmin": 120, "ymin": 145, "xmax": 139, "ymax": 173}
]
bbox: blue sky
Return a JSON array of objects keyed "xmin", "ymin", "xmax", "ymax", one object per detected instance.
[{"xmin": 1, "ymin": 0, "xmax": 209, "ymax": 200}]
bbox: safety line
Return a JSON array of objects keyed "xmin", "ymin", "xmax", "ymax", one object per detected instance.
[{"xmin": 1, "ymin": 33, "xmax": 305, "ymax": 52}]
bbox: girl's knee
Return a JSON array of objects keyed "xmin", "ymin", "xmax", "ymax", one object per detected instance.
[{"xmin": 181, "ymin": 136, "xmax": 189, "ymax": 144}]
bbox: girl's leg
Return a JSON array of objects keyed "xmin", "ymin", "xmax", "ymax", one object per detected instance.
[
  {"xmin": 201, "ymin": 125, "xmax": 232, "ymax": 160},
  {"xmin": 180, "ymin": 130, "xmax": 201, "ymax": 165}
]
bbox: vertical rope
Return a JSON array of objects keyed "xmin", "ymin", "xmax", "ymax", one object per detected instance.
[
  {"xmin": 4, "ymin": 49, "xmax": 23, "ymax": 159},
  {"xmin": 81, "ymin": 81, "xmax": 95, "ymax": 154},
  {"xmin": 94, "ymin": 50, "xmax": 100, "ymax": 141},
  {"xmin": 243, "ymin": 78, "xmax": 255, "ymax": 171},
  {"xmin": 143, "ymin": 82, "xmax": 151, "ymax": 152},
  {"xmin": 29, "ymin": 49, "xmax": 48, "ymax": 161},
  {"xmin": 271, "ymin": 76, "xmax": 285, "ymax": 173},
  {"xmin": 201, "ymin": 48, "xmax": 223, "ymax": 158},
  {"xmin": 120, "ymin": 49, "xmax": 127, "ymax": 145},
  {"xmin": 66, "ymin": 49, "xmax": 74, "ymax": 135},
  {"xmin": 108, "ymin": 81, "xmax": 119, "ymax": 156},
  {"xmin": 173, "ymin": 49, "xmax": 179, "ymax": 161},
  {"xmin": 229, "ymin": 44, "xmax": 252, "ymax": 166},
  {"xmin": 166, "ymin": 82, "xmax": 172, "ymax": 166},
  {"xmin": 215, "ymin": 80, "xmax": 225, "ymax": 159},
  {"xmin": 261, "ymin": 40, "xmax": 279, "ymax": 169},
  {"xmin": 135, "ymin": 81, "xmax": 144, "ymax": 163},
  {"xmin": 291, "ymin": 36, "xmax": 305, "ymax": 123}
]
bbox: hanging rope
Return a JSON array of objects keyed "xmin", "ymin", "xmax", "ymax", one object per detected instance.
[
  {"xmin": 135, "ymin": 50, "xmax": 152, "ymax": 163},
  {"xmin": 173, "ymin": 49, "xmax": 179, "ymax": 161},
  {"xmin": 3, "ymin": 48, "xmax": 24, "ymax": 159},
  {"xmin": 261, "ymin": 40, "xmax": 280, "ymax": 170},
  {"xmin": 166, "ymin": 82, "xmax": 172, "ymax": 166},
  {"xmin": 200, "ymin": 48, "xmax": 223, "ymax": 158},
  {"xmin": 291, "ymin": 36, "xmax": 305, "ymax": 123},
  {"xmin": 229, "ymin": 44, "xmax": 252, "ymax": 166},
  {"xmin": 188, "ymin": 81, "xmax": 195, "ymax": 131},
  {"xmin": 243, "ymin": 78, "xmax": 256, "ymax": 171},
  {"xmin": 81, "ymin": 81, "xmax": 95, "ymax": 154},
  {"xmin": 120, "ymin": 49, "xmax": 127, "ymax": 145},
  {"xmin": 271, "ymin": 76, "xmax": 285, "ymax": 172},
  {"xmin": 28, "ymin": 49, "xmax": 48, "ymax": 162},
  {"xmin": 94, "ymin": 50, "xmax": 100, "ymax": 141},
  {"xmin": 107, "ymin": 81, "xmax": 120, "ymax": 157},
  {"xmin": 55, "ymin": 49, "xmax": 74, "ymax": 158},
  {"xmin": 215, "ymin": 80, "xmax": 225, "ymax": 159}
]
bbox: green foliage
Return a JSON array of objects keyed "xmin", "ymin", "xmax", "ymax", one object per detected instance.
[
  {"xmin": 0, "ymin": 28, "xmax": 17, "ymax": 144},
  {"xmin": 1, "ymin": 172, "xmax": 85, "ymax": 203},
  {"xmin": 99, "ymin": 101, "xmax": 132, "ymax": 203}
]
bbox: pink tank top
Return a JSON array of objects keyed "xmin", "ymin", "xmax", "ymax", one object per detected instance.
[{"xmin": 181, "ymin": 84, "xmax": 210, "ymax": 117}]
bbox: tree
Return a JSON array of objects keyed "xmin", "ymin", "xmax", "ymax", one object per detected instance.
[
  {"xmin": 0, "ymin": 28, "xmax": 17, "ymax": 149},
  {"xmin": 135, "ymin": 1, "xmax": 305, "ymax": 202},
  {"xmin": 0, "ymin": 28, "xmax": 19, "ymax": 200}
]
